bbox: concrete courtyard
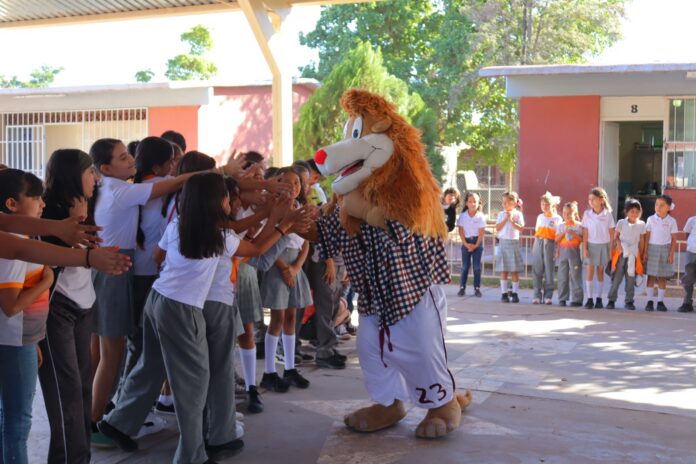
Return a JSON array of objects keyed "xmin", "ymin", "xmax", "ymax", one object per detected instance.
[{"xmin": 28, "ymin": 285, "xmax": 696, "ymax": 463}]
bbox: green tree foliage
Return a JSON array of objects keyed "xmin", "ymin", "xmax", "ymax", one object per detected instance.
[
  {"xmin": 294, "ymin": 41, "xmax": 443, "ymax": 180},
  {"xmin": 300, "ymin": 0, "xmax": 626, "ymax": 172},
  {"xmin": 1, "ymin": 65, "xmax": 63, "ymax": 88},
  {"xmin": 165, "ymin": 25, "xmax": 218, "ymax": 81},
  {"xmin": 135, "ymin": 69, "xmax": 155, "ymax": 83}
]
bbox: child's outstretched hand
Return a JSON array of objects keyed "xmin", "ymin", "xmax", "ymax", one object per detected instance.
[
  {"xmin": 57, "ymin": 217, "xmax": 102, "ymax": 247},
  {"xmin": 90, "ymin": 247, "xmax": 132, "ymax": 275},
  {"xmin": 222, "ymin": 149, "xmax": 246, "ymax": 178}
]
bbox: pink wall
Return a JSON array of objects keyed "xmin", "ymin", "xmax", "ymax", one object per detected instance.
[
  {"xmin": 519, "ymin": 96, "xmax": 601, "ymax": 224},
  {"xmin": 148, "ymin": 106, "xmax": 199, "ymax": 151},
  {"xmin": 664, "ymin": 188, "xmax": 693, "ymax": 229}
]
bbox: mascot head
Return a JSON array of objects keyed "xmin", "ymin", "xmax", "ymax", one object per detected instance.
[{"xmin": 314, "ymin": 89, "xmax": 447, "ymax": 240}]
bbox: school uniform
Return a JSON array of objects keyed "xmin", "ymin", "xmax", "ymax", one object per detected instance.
[
  {"xmin": 104, "ymin": 221, "xmax": 220, "ymax": 464},
  {"xmin": 92, "ymin": 176, "xmax": 153, "ymax": 337},
  {"xmin": 495, "ymin": 210, "xmax": 525, "ymax": 273},
  {"xmin": 233, "ymin": 207, "xmax": 263, "ymax": 325},
  {"xmin": 532, "ymin": 212, "xmax": 561, "ymax": 300},
  {"xmin": 607, "ymin": 219, "xmax": 646, "ymax": 304},
  {"xmin": 556, "ymin": 222, "xmax": 583, "ymax": 304},
  {"xmin": 646, "ymin": 214, "xmax": 678, "ymax": 277},
  {"xmin": 260, "ymin": 233, "xmax": 313, "ymax": 310},
  {"xmin": 0, "ymin": 253, "xmax": 50, "ymax": 464},
  {"xmin": 581, "ymin": 208, "xmax": 615, "ymax": 266},
  {"xmin": 457, "ymin": 210, "xmax": 486, "ymax": 290},
  {"xmin": 682, "ymin": 216, "xmax": 696, "ymax": 306}
]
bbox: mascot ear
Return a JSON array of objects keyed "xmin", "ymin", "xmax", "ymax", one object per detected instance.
[{"xmin": 371, "ymin": 117, "xmax": 392, "ymax": 133}]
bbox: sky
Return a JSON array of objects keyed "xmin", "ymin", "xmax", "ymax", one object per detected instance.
[{"xmin": 1, "ymin": 0, "xmax": 696, "ymax": 87}]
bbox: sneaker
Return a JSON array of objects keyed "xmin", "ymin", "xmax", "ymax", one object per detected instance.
[
  {"xmin": 235, "ymin": 382, "xmax": 247, "ymax": 396},
  {"xmin": 259, "ymin": 372, "xmax": 290, "ymax": 393},
  {"xmin": 570, "ymin": 301, "xmax": 583, "ymax": 307},
  {"xmin": 656, "ymin": 301, "xmax": 668, "ymax": 312},
  {"xmin": 645, "ymin": 300, "xmax": 654, "ymax": 311},
  {"xmin": 316, "ymin": 352, "xmax": 346, "ymax": 369},
  {"xmin": 584, "ymin": 298, "xmax": 594, "ymax": 309},
  {"xmin": 134, "ymin": 413, "xmax": 166, "ymax": 439},
  {"xmin": 544, "ymin": 298, "xmax": 553, "ymax": 305},
  {"xmin": 501, "ymin": 293, "xmax": 510, "ymax": 303},
  {"xmin": 332, "ymin": 349, "xmax": 347, "ymax": 362},
  {"xmin": 559, "ymin": 300, "xmax": 567, "ymax": 307},
  {"xmin": 246, "ymin": 386, "xmax": 264, "ymax": 414},
  {"xmin": 206, "ymin": 438, "xmax": 245, "ymax": 461},
  {"xmin": 625, "ymin": 301, "xmax": 636, "ymax": 310},
  {"xmin": 457, "ymin": 287, "xmax": 466, "ymax": 297},
  {"xmin": 154, "ymin": 401, "xmax": 175, "ymax": 414},
  {"xmin": 97, "ymin": 420, "xmax": 137, "ymax": 451},
  {"xmin": 510, "ymin": 292, "xmax": 520, "ymax": 303},
  {"xmin": 283, "ymin": 369, "xmax": 310, "ymax": 389},
  {"xmin": 474, "ymin": 288, "xmax": 482, "ymax": 298},
  {"xmin": 275, "ymin": 352, "xmax": 285, "ymax": 364},
  {"xmin": 335, "ymin": 324, "xmax": 352, "ymax": 341},
  {"xmin": 678, "ymin": 303, "xmax": 694, "ymax": 313},
  {"xmin": 595, "ymin": 298, "xmax": 604, "ymax": 309},
  {"xmin": 606, "ymin": 300, "xmax": 615, "ymax": 310},
  {"xmin": 236, "ymin": 411, "xmax": 244, "ymax": 421},
  {"xmin": 532, "ymin": 298, "xmax": 541, "ymax": 305}
]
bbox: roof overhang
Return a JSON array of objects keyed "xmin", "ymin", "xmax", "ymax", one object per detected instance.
[{"xmin": 479, "ymin": 62, "xmax": 696, "ymax": 98}]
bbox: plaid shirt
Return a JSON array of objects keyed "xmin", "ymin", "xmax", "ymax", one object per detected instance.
[{"xmin": 317, "ymin": 207, "xmax": 450, "ymax": 329}]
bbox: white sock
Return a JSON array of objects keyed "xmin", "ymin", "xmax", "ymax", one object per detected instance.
[
  {"xmin": 500, "ymin": 280, "xmax": 508, "ymax": 294},
  {"xmin": 512, "ymin": 281, "xmax": 519, "ymax": 293},
  {"xmin": 657, "ymin": 289, "xmax": 665, "ymax": 302},
  {"xmin": 585, "ymin": 281, "xmax": 593, "ymax": 299},
  {"xmin": 240, "ymin": 347, "xmax": 257, "ymax": 390},
  {"xmin": 264, "ymin": 333, "xmax": 278, "ymax": 373},
  {"xmin": 158, "ymin": 394, "xmax": 173, "ymax": 406},
  {"xmin": 594, "ymin": 280, "xmax": 603, "ymax": 298},
  {"xmin": 282, "ymin": 333, "xmax": 296, "ymax": 371}
]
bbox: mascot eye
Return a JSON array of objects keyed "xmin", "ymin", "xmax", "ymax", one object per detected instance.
[{"xmin": 351, "ymin": 117, "xmax": 363, "ymax": 139}]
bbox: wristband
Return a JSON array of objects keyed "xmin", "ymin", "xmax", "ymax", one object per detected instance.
[
  {"xmin": 275, "ymin": 225, "xmax": 286, "ymax": 236},
  {"xmin": 85, "ymin": 248, "xmax": 92, "ymax": 269}
]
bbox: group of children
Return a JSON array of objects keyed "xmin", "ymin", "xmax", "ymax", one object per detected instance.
[
  {"xmin": 0, "ymin": 131, "xmax": 353, "ymax": 464},
  {"xmin": 453, "ymin": 187, "xmax": 695, "ymax": 312}
]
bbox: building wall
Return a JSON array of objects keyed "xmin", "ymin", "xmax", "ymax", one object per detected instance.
[
  {"xmin": 663, "ymin": 188, "xmax": 692, "ymax": 228},
  {"xmin": 148, "ymin": 106, "xmax": 199, "ymax": 151},
  {"xmin": 519, "ymin": 96, "xmax": 601, "ymax": 224}
]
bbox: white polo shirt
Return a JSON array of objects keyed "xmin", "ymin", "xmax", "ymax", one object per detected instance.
[
  {"xmin": 94, "ymin": 176, "xmax": 153, "ymax": 249},
  {"xmin": 646, "ymin": 214, "xmax": 678, "ymax": 245},
  {"xmin": 496, "ymin": 210, "xmax": 525, "ymax": 240},
  {"xmin": 152, "ymin": 221, "xmax": 219, "ymax": 309},
  {"xmin": 54, "ymin": 255, "xmax": 96, "ymax": 310},
  {"xmin": 457, "ymin": 211, "xmax": 487, "ymax": 238},
  {"xmin": 134, "ymin": 176, "xmax": 169, "ymax": 276},
  {"xmin": 286, "ymin": 233, "xmax": 305, "ymax": 250},
  {"xmin": 684, "ymin": 216, "xmax": 696, "ymax": 253},
  {"xmin": 206, "ymin": 232, "xmax": 242, "ymax": 306},
  {"xmin": 581, "ymin": 208, "xmax": 615, "ymax": 244}
]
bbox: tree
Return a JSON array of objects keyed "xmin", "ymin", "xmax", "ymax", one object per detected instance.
[
  {"xmin": 0, "ymin": 65, "xmax": 63, "ymax": 89},
  {"xmin": 135, "ymin": 69, "xmax": 154, "ymax": 83},
  {"xmin": 294, "ymin": 41, "xmax": 443, "ymax": 180},
  {"xmin": 165, "ymin": 25, "xmax": 218, "ymax": 81}
]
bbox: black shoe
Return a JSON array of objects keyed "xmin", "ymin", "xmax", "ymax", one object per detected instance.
[
  {"xmin": 594, "ymin": 298, "xmax": 604, "ymax": 309},
  {"xmin": 625, "ymin": 302, "xmax": 636, "ymax": 310},
  {"xmin": 283, "ymin": 368, "xmax": 310, "ymax": 389},
  {"xmin": 332, "ymin": 349, "xmax": 347, "ymax": 362},
  {"xmin": 656, "ymin": 302, "xmax": 668, "ymax": 312},
  {"xmin": 645, "ymin": 300, "xmax": 654, "ymax": 311},
  {"xmin": 345, "ymin": 323, "xmax": 357, "ymax": 335},
  {"xmin": 246, "ymin": 386, "xmax": 264, "ymax": 414},
  {"xmin": 678, "ymin": 303, "xmax": 694, "ymax": 313},
  {"xmin": 457, "ymin": 287, "xmax": 466, "ymax": 297},
  {"xmin": 584, "ymin": 298, "xmax": 594, "ymax": 309},
  {"xmin": 501, "ymin": 293, "xmax": 510, "ymax": 303},
  {"xmin": 300, "ymin": 352, "xmax": 314, "ymax": 362},
  {"xmin": 97, "ymin": 420, "xmax": 138, "ymax": 452},
  {"xmin": 510, "ymin": 292, "xmax": 520, "ymax": 303},
  {"xmin": 154, "ymin": 401, "xmax": 176, "ymax": 415},
  {"xmin": 206, "ymin": 438, "xmax": 244, "ymax": 461},
  {"xmin": 570, "ymin": 301, "xmax": 583, "ymax": 307},
  {"xmin": 474, "ymin": 288, "xmax": 482, "ymax": 297},
  {"xmin": 606, "ymin": 300, "xmax": 615, "ymax": 309},
  {"xmin": 559, "ymin": 300, "xmax": 567, "ymax": 307},
  {"xmin": 316, "ymin": 352, "xmax": 346, "ymax": 369},
  {"xmin": 259, "ymin": 372, "xmax": 290, "ymax": 393}
]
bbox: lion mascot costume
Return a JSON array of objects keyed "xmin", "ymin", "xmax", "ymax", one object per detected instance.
[{"xmin": 309, "ymin": 89, "xmax": 471, "ymax": 438}]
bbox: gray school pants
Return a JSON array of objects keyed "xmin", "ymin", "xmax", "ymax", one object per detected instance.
[
  {"xmin": 608, "ymin": 256, "xmax": 637, "ymax": 303},
  {"xmin": 683, "ymin": 252, "xmax": 696, "ymax": 305},
  {"xmin": 558, "ymin": 247, "xmax": 583, "ymax": 304},
  {"xmin": 106, "ymin": 290, "xmax": 232, "ymax": 464},
  {"xmin": 533, "ymin": 237, "xmax": 556, "ymax": 300},
  {"xmin": 306, "ymin": 258, "xmax": 346, "ymax": 358}
]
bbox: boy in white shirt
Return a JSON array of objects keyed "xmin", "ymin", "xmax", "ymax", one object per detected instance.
[{"xmin": 678, "ymin": 214, "xmax": 696, "ymax": 312}]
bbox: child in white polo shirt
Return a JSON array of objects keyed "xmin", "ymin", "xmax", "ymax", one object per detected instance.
[
  {"xmin": 644, "ymin": 195, "xmax": 679, "ymax": 311},
  {"xmin": 679, "ymin": 214, "xmax": 696, "ymax": 312},
  {"xmin": 495, "ymin": 191, "xmax": 525, "ymax": 303},
  {"xmin": 581, "ymin": 187, "xmax": 615, "ymax": 309},
  {"xmin": 456, "ymin": 192, "xmax": 486, "ymax": 297}
]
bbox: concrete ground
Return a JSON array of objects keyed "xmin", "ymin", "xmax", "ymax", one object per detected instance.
[{"xmin": 28, "ymin": 285, "xmax": 696, "ymax": 463}]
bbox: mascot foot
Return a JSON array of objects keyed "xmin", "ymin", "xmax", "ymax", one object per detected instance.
[
  {"xmin": 415, "ymin": 392, "xmax": 470, "ymax": 439},
  {"xmin": 344, "ymin": 400, "xmax": 407, "ymax": 433}
]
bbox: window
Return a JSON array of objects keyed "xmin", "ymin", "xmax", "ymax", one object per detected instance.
[
  {"xmin": 666, "ymin": 99, "xmax": 696, "ymax": 188},
  {"xmin": 3, "ymin": 125, "xmax": 44, "ymax": 178}
]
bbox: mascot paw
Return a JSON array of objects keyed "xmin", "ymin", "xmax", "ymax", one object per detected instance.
[
  {"xmin": 456, "ymin": 390, "xmax": 473, "ymax": 411},
  {"xmin": 344, "ymin": 400, "xmax": 406, "ymax": 433},
  {"xmin": 415, "ymin": 397, "xmax": 462, "ymax": 439}
]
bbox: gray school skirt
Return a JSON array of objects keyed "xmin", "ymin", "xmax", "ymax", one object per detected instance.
[
  {"xmin": 260, "ymin": 248, "xmax": 313, "ymax": 310},
  {"xmin": 584, "ymin": 242, "xmax": 610, "ymax": 267},
  {"xmin": 234, "ymin": 261, "xmax": 262, "ymax": 325},
  {"xmin": 496, "ymin": 239, "xmax": 524, "ymax": 273},
  {"xmin": 646, "ymin": 243, "xmax": 674, "ymax": 277},
  {"xmin": 92, "ymin": 249, "xmax": 136, "ymax": 337}
]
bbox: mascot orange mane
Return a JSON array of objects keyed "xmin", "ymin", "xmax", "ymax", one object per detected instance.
[{"xmin": 312, "ymin": 89, "xmax": 471, "ymax": 440}]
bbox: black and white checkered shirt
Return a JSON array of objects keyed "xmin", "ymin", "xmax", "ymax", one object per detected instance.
[{"xmin": 317, "ymin": 207, "xmax": 450, "ymax": 329}]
